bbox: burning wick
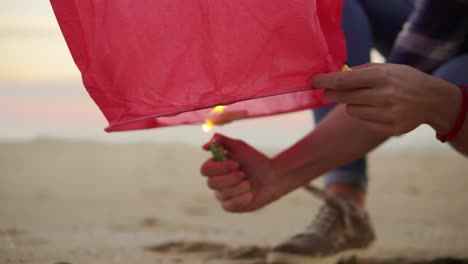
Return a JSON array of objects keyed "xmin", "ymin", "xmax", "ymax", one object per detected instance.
[{"xmin": 203, "ymin": 105, "xmax": 227, "ymax": 162}]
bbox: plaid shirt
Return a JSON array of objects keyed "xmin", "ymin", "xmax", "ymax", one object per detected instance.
[{"xmin": 387, "ymin": 0, "xmax": 468, "ymax": 74}]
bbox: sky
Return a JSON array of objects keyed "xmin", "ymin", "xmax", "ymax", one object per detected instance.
[
  {"xmin": 0, "ymin": 0, "xmax": 80, "ymax": 83},
  {"xmin": 0, "ymin": 1, "xmax": 448, "ymax": 151}
]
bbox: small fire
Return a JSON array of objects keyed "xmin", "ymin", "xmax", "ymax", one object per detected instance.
[
  {"xmin": 202, "ymin": 120, "xmax": 214, "ymax": 132},
  {"xmin": 202, "ymin": 105, "xmax": 225, "ymax": 132},
  {"xmin": 212, "ymin": 105, "xmax": 226, "ymax": 113},
  {"xmin": 342, "ymin": 64, "xmax": 352, "ymax": 71}
]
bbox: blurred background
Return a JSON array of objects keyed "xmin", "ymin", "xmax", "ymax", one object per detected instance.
[
  {"xmin": 0, "ymin": 0, "xmax": 450, "ymax": 152},
  {"xmin": 2, "ymin": 2, "xmax": 467, "ymax": 263}
]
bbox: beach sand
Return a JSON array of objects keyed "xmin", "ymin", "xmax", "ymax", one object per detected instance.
[{"xmin": 1, "ymin": 140, "xmax": 467, "ymax": 263}]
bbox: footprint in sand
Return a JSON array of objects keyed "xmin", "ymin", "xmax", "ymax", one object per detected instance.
[
  {"xmin": 109, "ymin": 216, "xmax": 161, "ymax": 232},
  {"xmin": 145, "ymin": 240, "xmax": 228, "ymax": 254},
  {"xmin": 0, "ymin": 228, "xmax": 25, "ymax": 237},
  {"xmin": 145, "ymin": 240, "xmax": 270, "ymax": 263},
  {"xmin": 140, "ymin": 217, "xmax": 160, "ymax": 228}
]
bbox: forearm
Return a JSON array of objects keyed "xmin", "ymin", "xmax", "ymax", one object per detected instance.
[{"xmin": 272, "ymin": 105, "xmax": 388, "ymax": 192}]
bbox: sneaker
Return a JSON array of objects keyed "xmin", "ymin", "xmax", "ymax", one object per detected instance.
[{"xmin": 267, "ymin": 196, "xmax": 376, "ymax": 264}]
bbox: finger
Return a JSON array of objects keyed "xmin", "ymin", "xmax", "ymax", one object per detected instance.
[
  {"xmin": 325, "ymin": 88, "xmax": 379, "ymax": 106},
  {"xmin": 203, "ymin": 133, "xmax": 237, "ymax": 150},
  {"xmin": 200, "ymin": 159, "xmax": 240, "ymax": 177},
  {"xmin": 203, "ymin": 133, "xmax": 246, "ymax": 152},
  {"xmin": 210, "ymin": 110, "xmax": 248, "ymax": 125},
  {"xmin": 350, "ymin": 62, "xmax": 380, "ymax": 70},
  {"xmin": 346, "ymin": 104, "xmax": 392, "ymax": 124},
  {"xmin": 206, "ymin": 171, "xmax": 246, "ymax": 190},
  {"xmin": 215, "ymin": 180, "xmax": 251, "ymax": 201},
  {"xmin": 221, "ymin": 192, "xmax": 254, "ymax": 213},
  {"xmin": 311, "ymin": 66, "xmax": 382, "ymax": 90},
  {"xmin": 203, "ymin": 133, "xmax": 227, "ymax": 150}
]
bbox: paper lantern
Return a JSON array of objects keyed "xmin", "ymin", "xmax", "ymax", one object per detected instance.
[{"xmin": 51, "ymin": 0, "xmax": 346, "ymax": 132}]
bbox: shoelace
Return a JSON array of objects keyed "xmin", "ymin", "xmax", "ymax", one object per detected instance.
[
  {"xmin": 303, "ymin": 184, "xmax": 356, "ymax": 238},
  {"xmin": 306, "ymin": 202, "xmax": 339, "ymax": 236}
]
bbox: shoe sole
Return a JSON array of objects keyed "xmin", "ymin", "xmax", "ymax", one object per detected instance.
[{"xmin": 266, "ymin": 245, "xmax": 376, "ymax": 264}]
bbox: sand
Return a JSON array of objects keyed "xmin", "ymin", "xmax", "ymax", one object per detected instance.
[{"xmin": 1, "ymin": 140, "xmax": 467, "ymax": 264}]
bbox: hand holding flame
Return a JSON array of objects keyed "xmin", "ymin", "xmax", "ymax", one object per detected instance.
[{"xmin": 202, "ymin": 106, "xmax": 248, "ymax": 162}]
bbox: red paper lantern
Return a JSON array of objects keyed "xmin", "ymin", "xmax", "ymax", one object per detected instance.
[{"xmin": 51, "ymin": 0, "xmax": 346, "ymax": 132}]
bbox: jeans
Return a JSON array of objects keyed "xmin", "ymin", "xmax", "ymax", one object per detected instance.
[{"xmin": 313, "ymin": 0, "xmax": 468, "ymax": 191}]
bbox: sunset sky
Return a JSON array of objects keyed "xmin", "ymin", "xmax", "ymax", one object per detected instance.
[{"xmin": 0, "ymin": 0, "xmax": 80, "ymax": 83}]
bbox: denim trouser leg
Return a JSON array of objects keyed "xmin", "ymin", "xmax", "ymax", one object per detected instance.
[
  {"xmin": 313, "ymin": 0, "xmax": 414, "ymax": 191},
  {"xmin": 433, "ymin": 54, "xmax": 468, "ymax": 84},
  {"xmin": 314, "ymin": 104, "xmax": 370, "ymax": 190}
]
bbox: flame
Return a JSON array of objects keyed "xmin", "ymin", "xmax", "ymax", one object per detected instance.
[
  {"xmin": 202, "ymin": 105, "xmax": 225, "ymax": 132},
  {"xmin": 342, "ymin": 64, "xmax": 352, "ymax": 71},
  {"xmin": 211, "ymin": 105, "xmax": 226, "ymax": 113},
  {"xmin": 202, "ymin": 120, "xmax": 213, "ymax": 132}
]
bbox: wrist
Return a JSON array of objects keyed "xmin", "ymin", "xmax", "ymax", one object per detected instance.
[
  {"xmin": 265, "ymin": 158, "xmax": 291, "ymax": 201},
  {"xmin": 436, "ymin": 85, "xmax": 468, "ymax": 142},
  {"xmin": 270, "ymin": 157, "xmax": 293, "ymax": 195},
  {"xmin": 271, "ymin": 152, "xmax": 320, "ymax": 195},
  {"xmin": 426, "ymin": 81, "xmax": 463, "ymax": 135}
]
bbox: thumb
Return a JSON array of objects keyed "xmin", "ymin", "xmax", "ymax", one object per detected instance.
[{"xmin": 203, "ymin": 133, "xmax": 242, "ymax": 151}]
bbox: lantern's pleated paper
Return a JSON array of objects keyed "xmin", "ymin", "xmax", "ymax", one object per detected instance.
[{"xmin": 51, "ymin": 0, "xmax": 346, "ymax": 131}]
